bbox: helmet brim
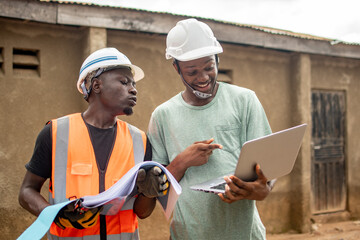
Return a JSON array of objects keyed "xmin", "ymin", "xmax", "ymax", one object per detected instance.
[
  {"xmin": 77, "ymin": 64, "xmax": 145, "ymax": 94},
  {"xmin": 166, "ymin": 46, "xmax": 223, "ymax": 61},
  {"xmin": 129, "ymin": 64, "xmax": 145, "ymax": 82}
]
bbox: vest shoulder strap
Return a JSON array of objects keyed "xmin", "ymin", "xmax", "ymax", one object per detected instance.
[{"xmin": 126, "ymin": 123, "xmax": 145, "ymax": 165}]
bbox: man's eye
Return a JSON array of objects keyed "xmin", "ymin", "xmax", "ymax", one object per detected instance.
[
  {"xmin": 206, "ymin": 66, "xmax": 214, "ymax": 71},
  {"xmin": 121, "ymin": 80, "xmax": 136, "ymax": 88},
  {"xmin": 187, "ymin": 71, "xmax": 196, "ymax": 76}
]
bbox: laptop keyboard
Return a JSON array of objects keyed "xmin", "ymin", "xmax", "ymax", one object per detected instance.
[{"xmin": 210, "ymin": 182, "xmax": 226, "ymax": 190}]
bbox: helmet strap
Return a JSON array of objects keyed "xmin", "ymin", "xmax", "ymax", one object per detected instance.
[
  {"xmin": 81, "ymin": 81, "xmax": 90, "ymax": 101},
  {"xmin": 181, "ymin": 74, "xmax": 215, "ymax": 99},
  {"xmin": 174, "ymin": 57, "xmax": 218, "ymax": 99},
  {"xmin": 81, "ymin": 68, "xmax": 105, "ymax": 101}
]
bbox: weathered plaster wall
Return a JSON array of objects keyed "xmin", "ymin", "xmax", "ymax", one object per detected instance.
[
  {"xmin": 1, "ymin": 15, "xmax": 360, "ymax": 240},
  {"xmin": 311, "ymin": 56, "xmax": 360, "ymax": 219},
  {"xmin": 107, "ymin": 29, "xmax": 310, "ymax": 234},
  {"xmin": 0, "ymin": 18, "xmax": 86, "ymax": 239}
]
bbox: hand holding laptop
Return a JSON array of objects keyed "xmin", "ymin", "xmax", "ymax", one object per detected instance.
[
  {"xmin": 218, "ymin": 164, "xmax": 271, "ymax": 203},
  {"xmin": 190, "ymin": 124, "xmax": 307, "ymax": 196}
]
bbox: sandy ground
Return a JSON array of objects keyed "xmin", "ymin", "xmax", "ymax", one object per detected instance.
[
  {"xmin": 139, "ymin": 205, "xmax": 360, "ymax": 240},
  {"xmin": 267, "ymin": 220, "xmax": 360, "ymax": 240}
]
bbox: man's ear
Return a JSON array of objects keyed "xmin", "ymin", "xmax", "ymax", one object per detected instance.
[
  {"xmin": 91, "ymin": 78, "xmax": 101, "ymax": 94},
  {"xmin": 172, "ymin": 62, "xmax": 180, "ymax": 75}
]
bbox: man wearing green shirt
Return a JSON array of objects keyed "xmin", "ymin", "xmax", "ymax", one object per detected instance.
[{"xmin": 147, "ymin": 18, "xmax": 275, "ymax": 240}]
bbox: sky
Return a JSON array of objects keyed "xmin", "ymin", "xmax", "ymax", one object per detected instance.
[{"xmin": 70, "ymin": 0, "xmax": 360, "ymax": 44}]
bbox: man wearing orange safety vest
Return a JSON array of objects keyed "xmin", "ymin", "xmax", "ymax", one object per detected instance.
[{"xmin": 19, "ymin": 48, "xmax": 169, "ymax": 240}]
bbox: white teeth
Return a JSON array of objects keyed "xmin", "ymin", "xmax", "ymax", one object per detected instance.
[{"xmin": 198, "ymin": 83, "xmax": 209, "ymax": 88}]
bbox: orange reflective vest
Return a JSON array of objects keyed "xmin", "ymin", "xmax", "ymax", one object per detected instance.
[{"xmin": 48, "ymin": 113, "xmax": 146, "ymax": 240}]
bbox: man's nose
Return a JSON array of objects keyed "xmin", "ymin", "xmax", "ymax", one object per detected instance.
[
  {"xmin": 198, "ymin": 71, "xmax": 210, "ymax": 82},
  {"xmin": 129, "ymin": 85, "xmax": 137, "ymax": 95}
]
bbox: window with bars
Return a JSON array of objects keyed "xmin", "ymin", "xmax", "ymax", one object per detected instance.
[{"xmin": 13, "ymin": 48, "xmax": 40, "ymax": 77}]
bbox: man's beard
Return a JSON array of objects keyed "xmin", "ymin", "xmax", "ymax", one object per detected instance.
[{"xmin": 124, "ymin": 107, "xmax": 133, "ymax": 116}]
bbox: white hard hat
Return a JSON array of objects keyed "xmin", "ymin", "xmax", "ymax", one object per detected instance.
[
  {"xmin": 77, "ymin": 47, "xmax": 144, "ymax": 94},
  {"xmin": 165, "ymin": 18, "xmax": 223, "ymax": 61}
]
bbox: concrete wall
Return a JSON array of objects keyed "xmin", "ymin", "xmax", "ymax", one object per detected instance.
[
  {"xmin": 1, "ymin": 15, "xmax": 360, "ymax": 239},
  {"xmin": 0, "ymin": 18, "xmax": 86, "ymax": 239},
  {"xmin": 108, "ymin": 29, "xmax": 360, "ymax": 235},
  {"xmin": 310, "ymin": 55, "xmax": 360, "ymax": 219}
]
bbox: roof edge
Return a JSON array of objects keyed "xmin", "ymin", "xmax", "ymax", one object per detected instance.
[{"xmin": 0, "ymin": 0, "xmax": 359, "ymax": 59}]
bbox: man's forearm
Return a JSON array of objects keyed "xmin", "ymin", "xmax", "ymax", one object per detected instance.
[
  {"xmin": 19, "ymin": 188, "xmax": 50, "ymax": 216},
  {"xmin": 165, "ymin": 155, "xmax": 189, "ymax": 182},
  {"xmin": 133, "ymin": 194, "xmax": 156, "ymax": 219}
]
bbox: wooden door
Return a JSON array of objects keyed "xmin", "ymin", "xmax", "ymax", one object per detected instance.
[{"xmin": 311, "ymin": 90, "xmax": 346, "ymax": 213}]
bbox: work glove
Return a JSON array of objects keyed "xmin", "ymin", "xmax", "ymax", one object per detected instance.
[
  {"xmin": 136, "ymin": 166, "xmax": 169, "ymax": 198},
  {"xmin": 54, "ymin": 200, "xmax": 102, "ymax": 230}
]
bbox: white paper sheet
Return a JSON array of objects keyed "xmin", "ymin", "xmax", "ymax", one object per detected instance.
[
  {"xmin": 82, "ymin": 161, "xmax": 181, "ymax": 219},
  {"xmin": 17, "ymin": 161, "xmax": 181, "ymax": 240}
]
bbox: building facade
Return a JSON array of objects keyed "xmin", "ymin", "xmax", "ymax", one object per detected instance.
[{"xmin": 1, "ymin": 0, "xmax": 360, "ymax": 239}]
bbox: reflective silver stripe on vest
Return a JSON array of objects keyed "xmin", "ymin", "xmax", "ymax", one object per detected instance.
[
  {"xmin": 48, "ymin": 119, "xmax": 144, "ymax": 239},
  {"xmin": 48, "ymin": 229, "xmax": 139, "ymax": 240},
  {"xmin": 51, "ymin": 120, "xmax": 145, "ymax": 203},
  {"xmin": 122, "ymin": 197, "xmax": 136, "ymax": 211},
  {"xmin": 127, "ymin": 124, "xmax": 145, "ymax": 165},
  {"xmin": 52, "ymin": 116, "xmax": 70, "ymax": 204}
]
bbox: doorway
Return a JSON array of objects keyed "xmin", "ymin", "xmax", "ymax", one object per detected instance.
[{"xmin": 311, "ymin": 90, "xmax": 346, "ymax": 213}]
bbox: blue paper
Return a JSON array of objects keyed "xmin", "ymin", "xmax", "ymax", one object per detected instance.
[{"xmin": 17, "ymin": 200, "xmax": 74, "ymax": 240}]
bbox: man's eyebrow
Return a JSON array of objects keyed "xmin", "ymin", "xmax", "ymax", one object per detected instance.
[{"xmin": 184, "ymin": 59, "xmax": 214, "ymax": 69}]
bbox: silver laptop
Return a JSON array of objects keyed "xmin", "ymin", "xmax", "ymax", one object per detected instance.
[{"xmin": 190, "ymin": 123, "xmax": 307, "ymax": 194}]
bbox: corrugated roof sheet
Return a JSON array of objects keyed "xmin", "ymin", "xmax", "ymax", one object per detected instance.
[{"xmin": 39, "ymin": 0, "xmax": 359, "ymax": 45}]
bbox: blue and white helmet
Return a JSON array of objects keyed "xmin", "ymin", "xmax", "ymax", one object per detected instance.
[{"xmin": 77, "ymin": 47, "xmax": 144, "ymax": 94}]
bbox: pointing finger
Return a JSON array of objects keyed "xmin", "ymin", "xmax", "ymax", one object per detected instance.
[
  {"xmin": 194, "ymin": 138, "xmax": 215, "ymax": 144},
  {"xmin": 209, "ymin": 143, "xmax": 223, "ymax": 149}
]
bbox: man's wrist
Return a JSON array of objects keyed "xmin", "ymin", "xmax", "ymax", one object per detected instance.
[{"xmin": 173, "ymin": 153, "xmax": 191, "ymax": 171}]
